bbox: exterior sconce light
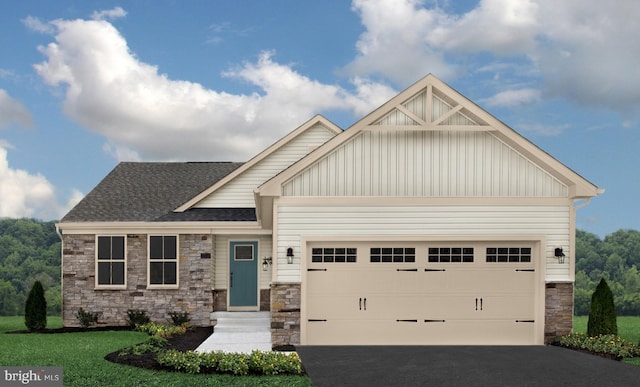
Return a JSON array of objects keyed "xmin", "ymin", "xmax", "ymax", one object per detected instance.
[
  {"xmin": 555, "ymin": 247, "xmax": 565, "ymax": 264},
  {"xmin": 287, "ymin": 247, "xmax": 294, "ymax": 264},
  {"xmin": 262, "ymin": 256, "xmax": 272, "ymax": 271}
]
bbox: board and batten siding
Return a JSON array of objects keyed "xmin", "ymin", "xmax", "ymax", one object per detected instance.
[
  {"xmin": 213, "ymin": 235, "xmax": 272, "ymax": 290},
  {"xmin": 196, "ymin": 123, "xmax": 338, "ymax": 208},
  {"xmin": 275, "ymin": 204, "xmax": 571, "ymax": 282},
  {"xmin": 282, "ymin": 130, "xmax": 568, "ymax": 198}
]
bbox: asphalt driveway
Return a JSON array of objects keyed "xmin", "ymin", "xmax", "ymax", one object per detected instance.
[{"xmin": 296, "ymin": 345, "xmax": 640, "ymax": 386}]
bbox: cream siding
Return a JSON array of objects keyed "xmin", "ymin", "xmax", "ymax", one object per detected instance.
[
  {"xmin": 283, "ymin": 130, "xmax": 568, "ymax": 198},
  {"xmin": 213, "ymin": 234, "xmax": 272, "ymax": 290},
  {"xmin": 195, "ymin": 124, "xmax": 337, "ymax": 208},
  {"xmin": 275, "ymin": 204, "xmax": 570, "ymax": 283}
]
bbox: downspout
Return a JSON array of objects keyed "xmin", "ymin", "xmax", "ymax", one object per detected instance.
[{"xmin": 55, "ymin": 224, "xmax": 64, "ymax": 326}]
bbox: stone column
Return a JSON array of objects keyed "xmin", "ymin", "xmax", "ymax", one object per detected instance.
[
  {"xmin": 270, "ymin": 282, "xmax": 301, "ymax": 348},
  {"xmin": 545, "ymin": 282, "xmax": 574, "ymax": 343}
]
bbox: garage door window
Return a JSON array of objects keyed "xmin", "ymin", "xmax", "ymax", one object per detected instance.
[
  {"xmin": 428, "ymin": 247, "xmax": 474, "ymax": 263},
  {"xmin": 486, "ymin": 247, "xmax": 531, "ymax": 263},
  {"xmin": 370, "ymin": 248, "xmax": 415, "ymax": 263},
  {"xmin": 311, "ymin": 248, "xmax": 357, "ymax": 263}
]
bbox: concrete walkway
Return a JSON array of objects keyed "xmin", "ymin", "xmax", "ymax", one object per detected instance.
[
  {"xmin": 195, "ymin": 311, "xmax": 271, "ymax": 354},
  {"xmin": 296, "ymin": 345, "xmax": 640, "ymax": 387}
]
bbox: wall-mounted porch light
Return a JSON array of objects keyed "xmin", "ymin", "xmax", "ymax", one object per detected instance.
[
  {"xmin": 262, "ymin": 256, "xmax": 272, "ymax": 271},
  {"xmin": 555, "ymin": 247, "xmax": 565, "ymax": 264},
  {"xmin": 287, "ymin": 247, "xmax": 294, "ymax": 264}
]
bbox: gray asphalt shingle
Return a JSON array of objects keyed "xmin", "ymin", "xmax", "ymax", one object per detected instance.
[{"xmin": 61, "ymin": 162, "xmax": 244, "ymax": 222}]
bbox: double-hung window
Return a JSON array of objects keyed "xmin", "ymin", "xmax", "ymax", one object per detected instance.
[
  {"xmin": 148, "ymin": 235, "xmax": 178, "ymax": 288},
  {"xmin": 96, "ymin": 236, "xmax": 126, "ymax": 288}
]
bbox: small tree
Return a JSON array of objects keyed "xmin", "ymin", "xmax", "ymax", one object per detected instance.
[
  {"xmin": 25, "ymin": 281, "xmax": 47, "ymax": 330},
  {"xmin": 587, "ymin": 278, "xmax": 617, "ymax": 336}
]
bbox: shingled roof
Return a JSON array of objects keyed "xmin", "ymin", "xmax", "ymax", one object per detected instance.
[{"xmin": 61, "ymin": 162, "xmax": 247, "ymax": 222}]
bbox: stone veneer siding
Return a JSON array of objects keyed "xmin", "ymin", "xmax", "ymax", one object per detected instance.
[
  {"xmin": 62, "ymin": 234, "xmax": 213, "ymax": 327},
  {"xmin": 212, "ymin": 289, "xmax": 270, "ymax": 312},
  {"xmin": 544, "ymin": 282, "xmax": 574, "ymax": 343},
  {"xmin": 270, "ymin": 283, "xmax": 301, "ymax": 347}
]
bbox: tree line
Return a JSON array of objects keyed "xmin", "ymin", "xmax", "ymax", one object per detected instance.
[
  {"xmin": 0, "ymin": 218, "xmax": 639, "ymax": 316},
  {"xmin": 0, "ymin": 218, "xmax": 60, "ymax": 315},
  {"xmin": 575, "ymin": 229, "xmax": 640, "ymax": 315}
]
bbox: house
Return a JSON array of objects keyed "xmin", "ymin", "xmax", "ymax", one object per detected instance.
[{"xmin": 57, "ymin": 74, "xmax": 602, "ymax": 346}]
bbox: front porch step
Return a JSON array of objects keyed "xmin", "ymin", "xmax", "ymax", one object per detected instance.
[{"xmin": 196, "ymin": 312, "xmax": 272, "ymax": 354}]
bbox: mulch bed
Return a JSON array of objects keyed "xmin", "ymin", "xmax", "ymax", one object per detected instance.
[{"xmin": 104, "ymin": 326, "xmax": 213, "ymax": 370}]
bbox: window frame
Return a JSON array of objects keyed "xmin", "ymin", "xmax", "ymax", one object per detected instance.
[
  {"xmin": 147, "ymin": 235, "xmax": 179, "ymax": 289},
  {"xmin": 95, "ymin": 235, "xmax": 127, "ymax": 289}
]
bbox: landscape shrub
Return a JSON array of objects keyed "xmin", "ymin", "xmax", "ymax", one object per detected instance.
[
  {"xmin": 24, "ymin": 281, "xmax": 47, "ymax": 330},
  {"xmin": 136, "ymin": 322, "xmax": 188, "ymax": 339},
  {"xmin": 168, "ymin": 311, "xmax": 191, "ymax": 326},
  {"xmin": 559, "ymin": 333, "xmax": 640, "ymax": 359},
  {"xmin": 75, "ymin": 307, "xmax": 102, "ymax": 327},
  {"xmin": 156, "ymin": 349, "xmax": 304, "ymax": 376},
  {"xmin": 588, "ymin": 278, "xmax": 618, "ymax": 336},
  {"xmin": 126, "ymin": 309, "xmax": 150, "ymax": 327},
  {"xmin": 119, "ymin": 336, "xmax": 168, "ymax": 356}
]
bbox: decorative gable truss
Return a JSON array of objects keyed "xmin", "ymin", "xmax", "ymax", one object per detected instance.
[{"xmin": 269, "ymin": 75, "xmax": 599, "ymax": 200}]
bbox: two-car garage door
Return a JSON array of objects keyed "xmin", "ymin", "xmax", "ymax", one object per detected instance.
[{"xmin": 303, "ymin": 241, "xmax": 541, "ymax": 345}]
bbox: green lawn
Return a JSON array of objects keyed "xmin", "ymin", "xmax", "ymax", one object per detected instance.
[
  {"xmin": 0, "ymin": 316, "xmax": 311, "ymax": 387},
  {"xmin": 573, "ymin": 316, "xmax": 640, "ymax": 343}
]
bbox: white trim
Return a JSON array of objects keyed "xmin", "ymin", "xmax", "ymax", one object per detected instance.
[
  {"xmin": 146, "ymin": 234, "xmax": 180, "ymax": 290},
  {"xmin": 57, "ymin": 221, "xmax": 271, "ymax": 235},
  {"xmin": 94, "ymin": 235, "xmax": 127, "ymax": 290}
]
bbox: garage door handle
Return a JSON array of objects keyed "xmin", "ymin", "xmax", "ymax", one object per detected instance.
[
  {"xmin": 397, "ymin": 268, "xmax": 418, "ymax": 272},
  {"xmin": 476, "ymin": 298, "xmax": 483, "ymax": 310},
  {"xmin": 476, "ymin": 298, "xmax": 478, "ymax": 310},
  {"xmin": 364, "ymin": 298, "xmax": 367, "ymax": 310},
  {"xmin": 359, "ymin": 298, "xmax": 362, "ymax": 310},
  {"xmin": 308, "ymin": 319, "xmax": 327, "ymax": 322},
  {"xmin": 424, "ymin": 319, "xmax": 446, "ymax": 323},
  {"xmin": 515, "ymin": 269, "xmax": 535, "ymax": 272},
  {"xmin": 515, "ymin": 320, "xmax": 535, "ymax": 323},
  {"xmin": 425, "ymin": 268, "xmax": 446, "ymax": 272},
  {"xmin": 308, "ymin": 268, "xmax": 327, "ymax": 271},
  {"xmin": 397, "ymin": 319, "xmax": 418, "ymax": 322}
]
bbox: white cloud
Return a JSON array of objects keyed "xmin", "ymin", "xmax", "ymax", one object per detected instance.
[
  {"xmin": 0, "ymin": 146, "xmax": 53, "ymax": 218},
  {"xmin": 33, "ymin": 18, "xmax": 389, "ymax": 162},
  {"xmin": 481, "ymin": 88, "xmax": 541, "ymax": 107},
  {"xmin": 0, "ymin": 146, "xmax": 83, "ymax": 219},
  {"xmin": 345, "ymin": 0, "xmax": 457, "ymax": 84},
  {"xmin": 0, "ymin": 89, "xmax": 33, "ymax": 128},
  {"xmin": 517, "ymin": 123, "xmax": 570, "ymax": 136},
  {"xmin": 91, "ymin": 7, "xmax": 127, "ymax": 21},
  {"xmin": 347, "ymin": 0, "xmax": 640, "ymax": 114},
  {"xmin": 22, "ymin": 15, "xmax": 55, "ymax": 34}
]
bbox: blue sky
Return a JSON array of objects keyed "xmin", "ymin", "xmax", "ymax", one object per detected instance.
[{"xmin": 0, "ymin": 0, "xmax": 638, "ymax": 238}]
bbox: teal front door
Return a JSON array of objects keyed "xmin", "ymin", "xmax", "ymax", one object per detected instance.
[{"xmin": 229, "ymin": 241, "xmax": 258, "ymax": 309}]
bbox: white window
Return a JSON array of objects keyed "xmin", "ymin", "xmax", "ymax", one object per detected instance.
[
  {"xmin": 148, "ymin": 235, "xmax": 178, "ymax": 288},
  {"xmin": 96, "ymin": 236, "xmax": 126, "ymax": 289}
]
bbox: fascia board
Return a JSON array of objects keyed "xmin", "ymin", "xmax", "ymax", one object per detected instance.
[{"xmin": 56, "ymin": 221, "xmax": 271, "ymax": 235}]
